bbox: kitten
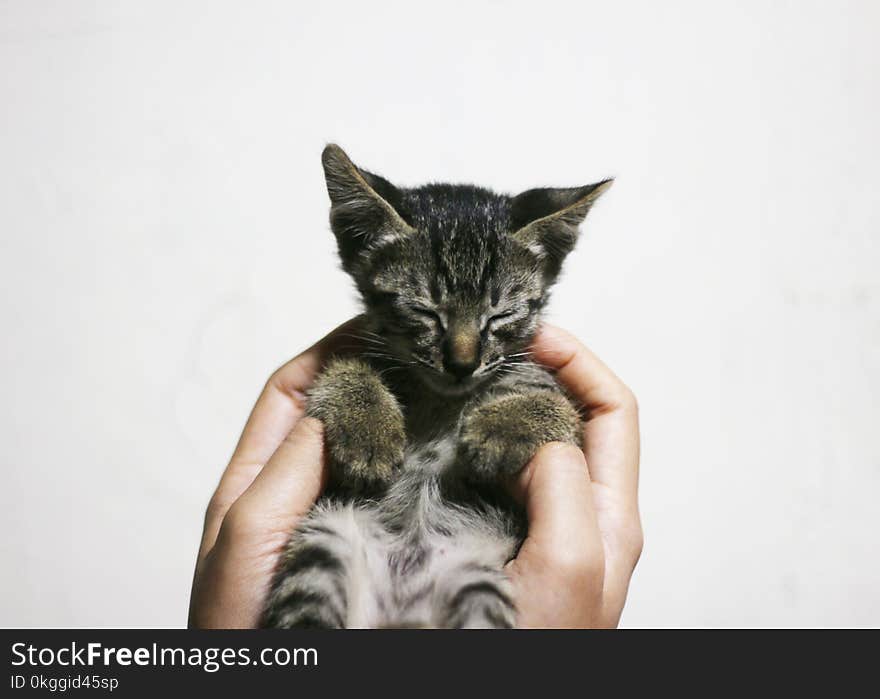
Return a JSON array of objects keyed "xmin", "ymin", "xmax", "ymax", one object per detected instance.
[{"xmin": 261, "ymin": 145, "xmax": 611, "ymax": 628}]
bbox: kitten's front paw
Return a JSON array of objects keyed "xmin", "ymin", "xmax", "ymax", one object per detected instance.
[
  {"xmin": 458, "ymin": 391, "xmax": 582, "ymax": 481},
  {"xmin": 307, "ymin": 358, "xmax": 405, "ymax": 490}
]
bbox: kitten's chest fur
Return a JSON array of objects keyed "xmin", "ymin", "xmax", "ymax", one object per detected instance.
[{"xmin": 392, "ymin": 376, "xmax": 469, "ymax": 447}]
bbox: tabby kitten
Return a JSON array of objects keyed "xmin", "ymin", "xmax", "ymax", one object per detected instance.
[{"xmin": 262, "ymin": 145, "xmax": 611, "ymax": 628}]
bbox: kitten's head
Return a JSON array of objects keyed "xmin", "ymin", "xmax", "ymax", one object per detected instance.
[{"xmin": 321, "ymin": 144, "xmax": 611, "ymax": 395}]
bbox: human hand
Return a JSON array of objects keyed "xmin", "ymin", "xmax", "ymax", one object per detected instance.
[
  {"xmin": 505, "ymin": 324, "xmax": 642, "ymax": 628},
  {"xmin": 187, "ymin": 320, "xmax": 360, "ymax": 628}
]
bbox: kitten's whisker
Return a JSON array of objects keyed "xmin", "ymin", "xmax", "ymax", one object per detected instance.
[
  {"xmin": 336, "ymin": 332, "xmax": 388, "ymax": 348},
  {"xmin": 363, "ymin": 356, "xmax": 414, "ymax": 366},
  {"xmin": 409, "ymin": 354, "xmax": 438, "ymax": 371},
  {"xmin": 360, "ymin": 350, "xmax": 417, "ymax": 369}
]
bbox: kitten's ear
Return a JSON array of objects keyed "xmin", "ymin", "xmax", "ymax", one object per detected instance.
[
  {"xmin": 321, "ymin": 144, "xmax": 414, "ymax": 271},
  {"xmin": 510, "ymin": 179, "xmax": 613, "ymax": 281}
]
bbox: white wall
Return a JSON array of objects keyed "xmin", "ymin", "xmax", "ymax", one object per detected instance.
[{"xmin": 2, "ymin": 0, "xmax": 878, "ymax": 627}]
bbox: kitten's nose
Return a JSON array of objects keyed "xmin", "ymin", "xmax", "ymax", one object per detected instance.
[
  {"xmin": 445, "ymin": 355, "xmax": 479, "ymax": 380},
  {"xmin": 443, "ymin": 326, "xmax": 480, "ymax": 380}
]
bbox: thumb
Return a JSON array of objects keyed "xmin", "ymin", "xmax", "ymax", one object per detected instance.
[
  {"xmin": 508, "ymin": 442, "xmax": 603, "ymax": 576},
  {"xmin": 227, "ymin": 417, "xmax": 327, "ymax": 535}
]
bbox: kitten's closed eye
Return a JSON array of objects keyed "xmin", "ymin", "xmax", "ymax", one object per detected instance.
[
  {"xmin": 486, "ymin": 309, "xmax": 518, "ymax": 330},
  {"xmin": 410, "ymin": 305, "xmax": 445, "ymax": 330},
  {"xmin": 488, "ymin": 310, "xmax": 516, "ymax": 323}
]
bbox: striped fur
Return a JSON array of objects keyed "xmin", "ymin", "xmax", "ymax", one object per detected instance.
[{"xmin": 264, "ymin": 459, "xmax": 521, "ymax": 629}]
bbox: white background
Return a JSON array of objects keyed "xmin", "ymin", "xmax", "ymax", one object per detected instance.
[{"xmin": 2, "ymin": 0, "xmax": 878, "ymax": 627}]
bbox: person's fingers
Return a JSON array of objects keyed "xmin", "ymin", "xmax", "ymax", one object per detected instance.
[
  {"xmin": 510, "ymin": 442, "xmax": 602, "ymax": 565},
  {"xmin": 190, "ymin": 418, "xmax": 327, "ymax": 629},
  {"xmin": 227, "ymin": 354, "xmax": 318, "ymax": 473},
  {"xmin": 530, "ymin": 323, "xmax": 640, "ymax": 505},
  {"xmin": 221, "ymin": 417, "xmax": 327, "ymax": 547},
  {"xmin": 229, "ymin": 316, "xmax": 364, "ymax": 475},
  {"xmin": 591, "ymin": 481, "xmax": 643, "ymax": 628},
  {"xmin": 196, "ymin": 356, "xmax": 315, "ymax": 564},
  {"xmin": 506, "ymin": 442, "xmax": 604, "ymax": 628},
  {"xmin": 531, "ymin": 323, "xmax": 634, "ymax": 414},
  {"xmin": 198, "ymin": 317, "xmax": 362, "ymax": 564},
  {"xmin": 530, "ymin": 324, "xmax": 642, "ymax": 627}
]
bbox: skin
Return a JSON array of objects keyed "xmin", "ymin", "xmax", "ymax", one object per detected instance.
[{"xmin": 188, "ymin": 320, "xmax": 642, "ymax": 629}]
